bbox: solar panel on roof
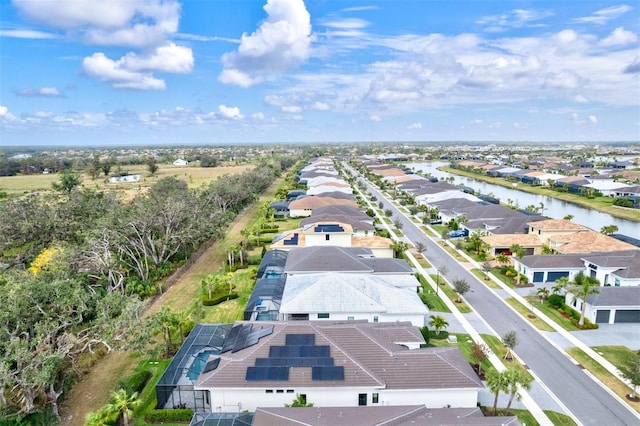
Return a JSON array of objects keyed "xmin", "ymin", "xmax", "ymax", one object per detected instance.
[
  {"xmin": 246, "ymin": 366, "xmax": 289, "ymax": 381},
  {"xmin": 285, "ymin": 334, "xmax": 315, "ymax": 345},
  {"xmin": 202, "ymin": 358, "xmax": 220, "ymax": 374},
  {"xmin": 312, "ymin": 366, "xmax": 344, "ymax": 381}
]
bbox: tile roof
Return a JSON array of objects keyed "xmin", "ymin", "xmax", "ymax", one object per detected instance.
[
  {"xmin": 527, "ymin": 219, "xmax": 590, "ymax": 231},
  {"xmin": 582, "ymin": 250, "xmax": 640, "ymax": 278},
  {"xmin": 284, "ymin": 246, "xmax": 412, "ymax": 274},
  {"xmin": 253, "ymin": 406, "xmax": 522, "ymax": 426},
  {"xmin": 289, "ymin": 197, "xmax": 358, "ymax": 210},
  {"xmin": 300, "ymin": 214, "xmax": 375, "ymax": 231},
  {"xmin": 550, "ymin": 231, "xmax": 639, "ymax": 254},
  {"xmin": 585, "ymin": 286, "xmax": 640, "ymax": 307},
  {"xmin": 519, "ymin": 253, "xmax": 586, "ymax": 269},
  {"xmin": 481, "ymin": 234, "xmax": 544, "ymax": 247},
  {"xmin": 195, "ymin": 321, "xmax": 482, "ymax": 392}
]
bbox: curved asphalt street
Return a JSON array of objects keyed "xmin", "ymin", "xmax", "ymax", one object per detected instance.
[{"xmin": 355, "ymin": 172, "xmax": 639, "ymax": 426}]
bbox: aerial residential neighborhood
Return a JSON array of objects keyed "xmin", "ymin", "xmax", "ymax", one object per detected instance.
[{"xmin": 1, "ymin": 0, "xmax": 640, "ymax": 425}]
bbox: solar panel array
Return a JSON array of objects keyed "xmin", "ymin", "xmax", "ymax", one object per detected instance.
[
  {"xmin": 245, "ymin": 333, "xmax": 344, "ymax": 382},
  {"xmin": 314, "ymin": 224, "xmax": 345, "ymax": 233},
  {"xmin": 221, "ymin": 324, "xmax": 274, "ymax": 354}
]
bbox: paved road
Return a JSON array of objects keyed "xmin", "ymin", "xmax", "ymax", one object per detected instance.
[{"xmin": 355, "ymin": 173, "xmax": 639, "ymax": 426}]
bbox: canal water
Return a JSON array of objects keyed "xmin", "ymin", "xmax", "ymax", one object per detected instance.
[{"xmin": 411, "ymin": 162, "xmax": 639, "ymax": 238}]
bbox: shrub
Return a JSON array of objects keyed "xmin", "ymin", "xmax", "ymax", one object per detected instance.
[
  {"xmin": 548, "ymin": 294, "xmax": 564, "ymax": 308},
  {"xmin": 419, "ymin": 326, "xmax": 430, "ymax": 345},
  {"xmin": 144, "ymin": 408, "xmax": 193, "ymax": 422},
  {"xmin": 116, "ymin": 370, "xmax": 152, "ymax": 395},
  {"xmin": 202, "ymin": 292, "xmax": 239, "ymax": 306}
]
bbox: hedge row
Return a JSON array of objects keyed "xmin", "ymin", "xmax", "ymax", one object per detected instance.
[
  {"xmin": 203, "ymin": 292, "xmax": 239, "ymax": 306},
  {"xmin": 144, "ymin": 408, "xmax": 193, "ymax": 423}
]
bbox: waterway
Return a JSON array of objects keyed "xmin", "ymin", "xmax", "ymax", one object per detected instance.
[{"xmin": 411, "ymin": 162, "xmax": 639, "ymax": 238}]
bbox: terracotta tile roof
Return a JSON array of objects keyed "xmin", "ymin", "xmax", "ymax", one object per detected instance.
[
  {"xmin": 376, "ymin": 168, "xmax": 407, "ymax": 177},
  {"xmin": 550, "ymin": 231, "xmax": 639, "ymax": 254},
  {"xmin": 481, "ymin": 234, "xmax": 543, "ymax": 247},
  {"xmin": 527, "ymin": 219, "xmax": 590, "ymax": 232}
]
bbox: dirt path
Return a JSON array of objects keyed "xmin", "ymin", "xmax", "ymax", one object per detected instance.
[{"xmin": 60, "ymin": 176, "xmax": 284, "ymax": 425}]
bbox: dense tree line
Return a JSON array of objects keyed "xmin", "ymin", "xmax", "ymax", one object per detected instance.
[{"xmin": 0, "ymin": 156, "xmax": 294, "ymax": 421}]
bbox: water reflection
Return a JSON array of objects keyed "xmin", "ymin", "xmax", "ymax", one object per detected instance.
[{"xmin": 411, "ymin": 162, "xmax": 639, "ymax": 238}]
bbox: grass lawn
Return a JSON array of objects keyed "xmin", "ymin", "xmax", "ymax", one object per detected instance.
[
  {"xmin": 530, "ymin": 299, "xmax": 581, "ymax": 332},
  {"xmin": 413, "ymin": 253, "xmax": 432, "ymax": 268},
  {"xmin": 494, "ymin": 408, "xmax": 578, "ymax": 426},
  {"xmin": 566, "ymin": 347, "xmax": 640, "ymax": 415},
  {"xmin": 429, "ymin": 275, "xmax": 472, "ymax": 313},
  {"xmin": 470, "ymin": 268, "xmax": 502, "ymax": 289},
  {"xmin": 504, "ymin": 297, "xmax": 556, "ymax": 332},
  {"xmin": 481, "ymin": 334, "xmax": 533, "ymax": 380}
]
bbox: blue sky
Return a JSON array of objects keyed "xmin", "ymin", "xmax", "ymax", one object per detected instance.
[{"xmin": 0, "ymin": 0, "xmax": 638, "ymax": 146}]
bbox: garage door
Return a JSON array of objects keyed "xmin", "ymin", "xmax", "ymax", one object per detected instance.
[
  {"xmin": 533, "ymin": 272, "xmax": 544, "ymax": 282},
  {"xmin": 614, "ymin": 310, "xmax": 640, "ymax": 323},
  {"xmin": 547, "ymin": 272, "xmax": 569, "ymax": 281},
  {"xmin": 595, "ymin": 310, "xmax": 610, "ymax": 323}
]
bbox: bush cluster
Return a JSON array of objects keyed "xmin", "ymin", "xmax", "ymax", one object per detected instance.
[{"xmin": 202, "ymin": 293, "xmax": 239, "ymax": 306}]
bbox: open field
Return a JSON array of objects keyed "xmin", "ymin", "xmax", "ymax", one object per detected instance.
[{"xmin": 0, "ymin": 163, "xmax": 252, "ymax": 197}]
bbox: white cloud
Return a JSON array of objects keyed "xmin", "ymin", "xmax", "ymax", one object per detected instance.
[
  {"xmin": 574, "ymin": 95, "xmax": 589, "ymax": 103},
  {"xmin": 282, "ymin": 105, "xmax": 302, "ymax": 113},
  {"xmin": 572, "ymin": 5, "xmax": 632, "ymax": 25},
  {"xmin": 600, "ymin": 27, "xmax": 637, "ymax": 47},
  {"xmin": 15, "ymin": 87, "xmax": 63, "ymax": 97},
  {"xmin": 252, "ymin": 112, "xmax": 266, "ymax": 120},
  {"xmin": 218, "ymin": 105, "xmax": 243, "ymax": 119},
  {"xmin": 13, "ymin": 0, "xmax": 180, "ymax": 47},
  {"xmin": 408, "ymin": 122, "xmax": 422, "ymax": 129},
  {"xmin": 218, "ymin": 0, "xmax": 312, "ymax": 87},
  {"xmin": 322, "ymin": 18, "xmax": 370, "ymax": 30},
  {"xmin": 477, "ymin": 8, "xmax": 553, "ymax": 32},
  {"xmin": 589, "ymin": 114, "xmax": 598, "ymax": 124},
  {"xmin": 624, "ymin": 56, "xmax": 640, "ymax": 74},
  {"xmin": 82, "ymin": 43, "xmax": 193, "ymax": 90},
  {"xmin": 0, "ymin": 29, "xmax": 56, "ymax": 39},
  {"xmin": 370, "ymin": 115, "xmax": 381, "ymax": 122},
  {"xmin": 83, "ymin": 53, "xmax": 166, "ymax": 90},
  {"xmin": 311, "ymin": 101, "xmax": 329, "ymax": 110}
]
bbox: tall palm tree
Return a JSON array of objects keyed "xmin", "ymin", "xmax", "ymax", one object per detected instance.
[
  {"xmin": 496, "ymin": 253, "xmax": 510, "ymax": 266},
  {"xmin": 567, "ymin": 272, "xmax": 600, "ymax": 326},
  {"xmin": 509, "ymin": 244, "xmax": 525, "ymax": 286},
  {"xmin": 105, "ymin": 389, "xmax": 141, "ymax": 426},
  {"xmin": 504, "ymin": 369, "xmax": 533, "ymax": 415},
  {"xmin": 536, "ymin": 287, "xmax": 550, "ymax": 303},
  {"xmin": 487, "ymin": 370, "xmax": 510, "ymax": 416},
  {"xmin": 428, "ymin": 315, "xmax": 449, "ymax": 337}
]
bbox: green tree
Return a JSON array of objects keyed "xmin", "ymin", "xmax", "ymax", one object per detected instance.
[
  {"xmin": 487, "ymin": 370, "xmax": 509, "ymax": 416},
  {"xmin": 428, "ymin": 315, "xmax": 449, "ymax": 336},
  {"xmin": 51, "ymin": 168, "xmax": 81, "ymax": 193},
  {"xmin": 285, "ymin": 393, "xmax": 313, "ymax": 407},
  {"xmin": 509, "ymin": 244, "xmax": 525, "ymax": 286},
  {"xmin": 414, "ymin": 241, "xmax": 426, "ymax": 253},
  {"xmin": 504, "ymin": 368, "xmax": 533, "ymax": 415},
  {"xmin": 468, "ymin": 231, "xmax": 487, "ymax": 256},
  {"xmin": 502, "ymin": 330, "xmax": 518, "ymax": 360},
  {"xmin": 105, "ymin": 389, "xmax": 141, "ymax": 426},
  {"xmin": 496, "ymin": 253, "xmax": 510, "ymax": 266},
  {"xmin": 567, "ymin": 272, "xmax": 600, "ymax": 326},
  {"xmin": 537, "ymin": 287, "xmax": 550, "ymax": 303},
  {"xmin": 600, "ymin": 224, "xmax": 619, "ymax": 235},
  {"xmin": 481, "ymin": 261, "xmax": 493, "ymax": 280},
  {"xmin": 452, "ymin": 279, "xmax": 470, "ymax": 302},
  {"xmin": 619, "ymin": 352, "xmax": 640, "ymax": 399},
  {"xmin": 563, "ymin": 214, "xmax": 574, "ymax": 221},
  {"xmin": 146, "ymin": 156, "xmax": 159, "ymax": 176},
  {"xmin": 470, "ymin": 342, "xmax": 489, "ymax": 377}
]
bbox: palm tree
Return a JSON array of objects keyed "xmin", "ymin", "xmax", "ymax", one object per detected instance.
[
  {"xmin": 496, "ymin": 253, "xmax": 510, "ymax": 266},
  {"xmin": 536, "ymin": 287, "xmax": 550, "ymax": 304},
  {"xmin": 504, "ymin": 369, "xmax": 533, "ymax": 415},
  {"xmin": 552, "ymin": 276, "xmax": 569, "ymax": 295},
  {"xmin": 85, "ymin": 408, "xmax": 113, "ymax": 426},
  {"xmin": 563, "ymin": 214, "xmax": 574, "ymax": 221},
  {"xmin": 509, "ymin": 244, "xmax": 525, "ymax": 286},
  {"xmin": 428, "ymin": 315, "xmax": 449, "ymax": 337},
  {"xmin": 285, "ymin": 393, "xmax": 313, "ymax": 407},
  {"xmin": 487, "ymin": 370, "xmax": 510, "ymax": 416},
  {"xmin": 541, "ymin": 245, "xmax": 554, "ymax": 255},
  {"xmin": 105, "ymin": 389, "xmax": 141, "ymax": 426},
  {"xmin": 502, "ymin": 330, "xmax": 518, "ymax": 361},
  {"xmin": 567, "ymin": 272, "xmax": 600, "ymax": 326}
]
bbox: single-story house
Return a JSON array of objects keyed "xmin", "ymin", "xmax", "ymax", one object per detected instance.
[
  {"xmin": 173, "ymin": 159, "xmax": 188, "ymax": 166},
  {"xmin": 566, "ymin": 287, "xmax": 640, "ymax": 323},
  {"xmin": 517, "ymin": 253, "xmax": 586, "ymax": 283},
  {"xmin": 193, "ymin": 321, "xmax": 483, "ymax": 412},
  {"xmin": 279, "ymin": 272, "xmax": 427, "ymax": 326}
]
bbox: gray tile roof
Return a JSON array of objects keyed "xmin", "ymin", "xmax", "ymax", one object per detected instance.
[
  {"xmin": 300, "ymin": 213, "xmax": 375, "ymax": 231},
  {"xmin": 585, "ymin": 286, "xmax": 640, "ymax": 307},
  {"xmin": 285, "ymin": 247, "xmax": 412, "ymax": 274},
  {"xmin": 195, "ymin": 321, "xmax": 482, "ymax": 392},
  {"xmin": 253, "ymin": 405, "xmax": 522, "ymax": 426},
  {"xmin": 520, "ymin": 253, "xmax": 585, "ymax": 269},
  {"xmin": 581, "ymin": 250, "xmax": 640, "ymax": 278}
]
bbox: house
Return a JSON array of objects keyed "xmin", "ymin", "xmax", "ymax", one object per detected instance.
[
  {"xmin": 288, "ymin": 197, "xmax": 358, "ymax": 218},
  {"xmin": 481, "ymin": 234, "xmax": 544, "ymax": 257},
  {"xmin": 279, "ymin": 272, "xmax": 427, "ymax": 325},
  {"xmin": 284, "ymin": 246, "xmax": 413, "ymax": 276},
  {"xmin": 527, "ymin": 219, "xmax": 590, "ymax": 246},
  {"xmin": 581, "ymin": 250, "xmax": 640, "ymax": 286},
  {"xmin": 193, "ymin": 321, "xmax": 483, "ymax": 412},
  {"xmin": 173, "ymin": 159, "xmax": 188, "ymax": 166},
  {"xmin": 268, "ymin": 201, "xmax": 290, "ymax": 218},
  {"xmin": 108, "ymin": 174, "xmax": 141, "ymax": 184},
  {"xmin": 566, "ymin": 287, "xmax": 640, "ymax": 323},
  {"xmin": 306, "ymin": 185, "xmax": 353, "ymax": 196},
  {"xmin": 270, "ymin": 222, "xmax": 393, "ymax": 258},
  {"xmin": 299, "ymin": 213, "xmax": 375, "ymax": 235},
  {"xmin": 251, "ymin": 406, "xmax": 521, "ymax": 426},
  {"xmin": 517, "ymin": 253, "xmax": 586, "ymax": 283},
  {"xmin": 548, "ymin": 230, "xmax": 638, "ymax": 254}
]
